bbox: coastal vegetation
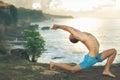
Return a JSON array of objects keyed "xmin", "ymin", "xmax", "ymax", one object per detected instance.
[
  {"xmin": 0, "ymin": 1, "xmax": 46, "ymax": 56},
  {"xmin": 0, "ymin": 1, "xmax": 17, "ymax": 41},
  {"xmin": 17, "ymin": 7, "xmax": 46, "ymax": 22},
  {"xmin": 0, "ymin": 1, "xmax": 47, "ymax": 76},
  {"xmin": 0, "ymin": 2, "xmax": 17, "ymax": 25},
  {"xmin": 22, "ymin": 30, "xmax": 45, "ymax": 62}
]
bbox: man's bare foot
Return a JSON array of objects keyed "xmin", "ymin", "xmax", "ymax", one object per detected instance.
[
  {"xmin": 102, "ymin": 71, "xmax": 116, "ymax": 78},
  {"xmin": 50, "ymin": 62, "xmax": 55, "ymax": 71}
]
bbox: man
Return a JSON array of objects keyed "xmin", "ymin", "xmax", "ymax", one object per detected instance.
[{"xmin": 50, "ymin": 24, "xmax": 117, "ymax": 78}]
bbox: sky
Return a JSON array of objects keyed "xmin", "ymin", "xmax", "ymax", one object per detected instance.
[{"xmin": 1, "ymin": 0, "xmax": 120, "ymax": 18}]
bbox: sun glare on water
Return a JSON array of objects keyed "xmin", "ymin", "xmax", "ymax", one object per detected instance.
[{"xmin": 63, "ymin": 18, "xmax": 102, "ymax": 31}]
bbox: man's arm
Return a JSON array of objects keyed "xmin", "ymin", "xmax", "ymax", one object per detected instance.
[{"xmin": 52, "ymin": 24, "xmax": 79, "ymax": 36}]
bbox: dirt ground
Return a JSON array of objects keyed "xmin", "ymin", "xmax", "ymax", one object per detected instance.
[
  {"xmin": 43, "ymin": 63, "xmax": 120, "ymax": 80},
  {"xmin": 0, "ymin": 63, "xmax": 120, "ymax": 80}
]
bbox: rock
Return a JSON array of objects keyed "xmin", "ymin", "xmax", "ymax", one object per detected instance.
[
  {"xmin": 10, "ymin": 49, "xmax": 29, "ymax": 60},
  {"xmin": 41, "ymin": 26, "xmax": 50, "ymax": 30}
]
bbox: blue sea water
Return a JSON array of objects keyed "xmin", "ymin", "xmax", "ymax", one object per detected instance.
[{"xmin": 32, "ymin": 18, "xmax": 120, "ymax": 66}]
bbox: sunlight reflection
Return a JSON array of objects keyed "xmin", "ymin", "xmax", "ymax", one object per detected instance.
[{"xmin": 65, "ymin": 18, "xmax": 102, "ymax": 31}]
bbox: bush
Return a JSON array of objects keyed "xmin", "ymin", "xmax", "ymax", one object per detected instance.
[
  {"xmin": 0, "ymin": 44, "xmax": 6, "ymax": 55},
  {"xmin": 23, "ymin": 30, "xmax": 45, "ymax": 62}
]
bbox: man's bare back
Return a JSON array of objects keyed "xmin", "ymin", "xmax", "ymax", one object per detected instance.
[
  {"xmin": 78, "ymin": 32, "xmax": 100, "ymax": 57},
  {"xmin": 53, "ymin": 24, "xmax": 99, "ymax": 57}
]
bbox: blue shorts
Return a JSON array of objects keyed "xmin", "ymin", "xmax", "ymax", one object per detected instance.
[{"xmin": 79, "ymin": 53, "xmax": 102, "ymax": 69}]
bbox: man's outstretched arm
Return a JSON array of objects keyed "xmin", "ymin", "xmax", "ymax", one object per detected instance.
[{"xmin": 52, "ymin": 24, "xmax": 79, "ymax": 36}]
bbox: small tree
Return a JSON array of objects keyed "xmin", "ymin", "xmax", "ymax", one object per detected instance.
[{"xmin": 23, "ymin": 30, "xmax": 45, "ymax": 62}]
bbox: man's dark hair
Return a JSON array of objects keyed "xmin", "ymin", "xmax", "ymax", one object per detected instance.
[{"xmin": 69, "ymin": 38, "xmax": 79, "ymax": 43}]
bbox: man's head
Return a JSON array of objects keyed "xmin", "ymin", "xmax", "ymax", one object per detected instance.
[{"xmin": 69, "ymin": 34, "xmax": 79, "ymax": 43}]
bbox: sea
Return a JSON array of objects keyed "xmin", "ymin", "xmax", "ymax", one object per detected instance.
[{"xmin": 31, "ymin": 17, "xmax": 120, "ymax": 66}]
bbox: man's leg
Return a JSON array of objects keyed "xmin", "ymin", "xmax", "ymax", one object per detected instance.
[
  {"xmin": 101, "ymin": 48, "xmax": 117, "ymax": 77},
  {"xmin": 50, "ymin": 62, "xmax": 82, "ymax": 73}
]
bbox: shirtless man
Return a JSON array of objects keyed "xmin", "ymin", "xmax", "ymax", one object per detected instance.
[{"xmin": 50, "ymin": 24, "xmax": 117, "ymax": 77}]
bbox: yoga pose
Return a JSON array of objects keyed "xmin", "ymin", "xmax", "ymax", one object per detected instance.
[{"xmin": 50, "ymin": 24, "xmax": 117, "ymax": 78}]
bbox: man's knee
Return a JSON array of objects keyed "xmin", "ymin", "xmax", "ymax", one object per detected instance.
[{"xmin": 111, "ymin": 48, "xmax": 117, "ymax": 55}]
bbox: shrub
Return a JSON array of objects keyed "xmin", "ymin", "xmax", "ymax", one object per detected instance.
[
  {"xmin": 22, "ymin": 30, "xmax": 45, "ymax": 62},
  {"xmin": 0, "ymin": 44, "xmax": 6, "ymax": 55}
]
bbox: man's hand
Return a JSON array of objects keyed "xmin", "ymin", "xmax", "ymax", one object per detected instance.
[{"xmin": 52, "ymin": 24, "xmax": 59, "ymax": 30}]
